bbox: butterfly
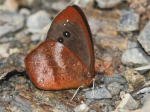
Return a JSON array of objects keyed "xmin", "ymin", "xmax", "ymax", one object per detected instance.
[{"xmin": 25, "ymin": 5, "xmax": 95, "ymax": 90}]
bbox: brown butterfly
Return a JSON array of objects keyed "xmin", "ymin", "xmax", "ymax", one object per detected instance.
[{"xmin": 25, "ymin": 5, "xmax": 95, "ymax": 90}]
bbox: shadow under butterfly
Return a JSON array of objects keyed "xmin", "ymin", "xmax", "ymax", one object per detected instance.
[{"xmin": 25, "ymin": 5, "xmax": 95, "ymax": 90}]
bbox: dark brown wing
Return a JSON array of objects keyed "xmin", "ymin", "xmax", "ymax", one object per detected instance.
[{"xmin": 46, "ymin": 5, "xmax": 94, "ymax": 74}]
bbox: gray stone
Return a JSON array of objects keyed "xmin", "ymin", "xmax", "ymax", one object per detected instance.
[
  {"xmin": 115, "ymin": 93, "xmax": 139, "ymax": 111},
  {"xmin": 136, "ymin": 87, "xmax": 150, "ymax": 95},
  {"xmin": 74, "ymin": 0, "xmax": 94, "ymax": 8},
  {"xmin": 118, "ymin": 10, "xmax": 140, "ymax": 31},
  {"xmin": 88, "ymin": 110, "xmax": 97, "ymax": 112},
  {"xmin": 73, "ymin": 103, "xmax": 89, "ymax": 112},
  {"xmin": 26, "ymin": 10, "xmax": 51, "ymax": 33},
  {"xmin": 85, "ymin": 87, "xmax": 112, "ymax": 99},
  {"xmin": 0, "ymin": 11, "xmax": 24, "ymax": 37},
  {"xmin": 121, "ymin": 41, "xmax": 150, "ymax": 66},
  {"xmin": 126, "ymin": 41, "xmax": 140, "ymax": 49},
  {"xmin": 96, "ymin": 0, "xmax": 123, "ymax": 8},
  {"xmin": 107, "ymin": 82, "xmax": 123, "ymax": 95},
  {"xmin": 138, "ymin": 20, "xmax": 150, "ymax": 55},
  {"xmin": 51, "ymin": 0, "xmax": 69, "ymax": 11},
  {"xmin": 31, "ymin": 33, "xmax": 41, "ymax": 42},
  {"xmin": 140, "ymin": 93, "xmax": 150, "ymax": 104},
  {"xmin": 19, "ymin": 8, "xmax": 31, "ymax": 17},
  {"xmin": 102, "ymin": 71, "xmax": 126, "ymax": 84}
]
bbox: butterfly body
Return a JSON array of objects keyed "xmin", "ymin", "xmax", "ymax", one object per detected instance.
[{"xmin": 25, "ymin": 5, "xmax": 95, "ymax": 90}]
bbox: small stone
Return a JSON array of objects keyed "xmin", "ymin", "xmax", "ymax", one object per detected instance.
[
  {"xmin": 26, "ymin": 10, "xmax": 51, "ymax": 33},
  {"xmin": 107, "ymin": 82, "xmax": 123, "ymax": 96},
  {"xmin": 4, "ymin": 0, "xmax": 19, "ymax": 12},
  {"xmin": 88, "ymin": 110, "xmax": 97, "ymax": 112},
  {"xmin": 0, "ymin": 11, "xmax": 25, "ymax": 37},
  {"xmin": 136, "ymin": 87, "xmax": 150, "ymax": 95},
  {"xmin": 138, "ymin": 20, "xmax": 150, "ymax": 55},
  {"xmin": 31, "ymin": 33, "xmax": 41, "ymax": 42},
  {"xmin": 96, "ymin": 0, "xmax": 123, "ymax": 9},
  {"xmin": 19, "ymin": 8, "xmax": 31, "ymax": 17},
  {"xmin": 140, "ymin": 93, "xmax": 150, "ymax": 105},
  {"xmin": 0, "ymin": 43, "xmax": 10, "ymax": 57},
  {"xmin": 142, "ymin": 96, "xmax": 150, "ymax": 112},
  {"xmin": 74, "ymin": 0, "xmax": 94, "ymax": 8},
  {"xmin": 123, "ymin": 69, "xmax": 145, "ymax": 89},
  {"xmin": 115, "ymin": 93, "xmax": 139, "ymax": 111},
  {"xmin": 121, "ymin": 41, "xmax": 150, "ymax": 66},
  {"xmin": 103, "ymin": 71, "xmax": 126, "ymax": 84},
  {"xmin": 73, "ymin": 102, "xmax": 89, "ymax": 112},
  {"xmin": 118, "ymin": 10, "xmax": 140, "ymax": 31},
  {"xmin": 40, "ymin": 23, "xmax": 51, "ymax": 41},
  {"xmin": 51, "ymin": 1, "xmax": 69, "ymax": 11},
  {"xmin": 85, "ymin": 87, "xmax": 112, "ymax": 99}
]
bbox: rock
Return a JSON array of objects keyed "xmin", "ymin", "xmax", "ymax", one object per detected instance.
[
  {"xmin": 121, "ymin": 41, "xmax": 150, "ymax": 66},
  {"xmin": 4, "ymin": 0, "xmax": 19, "ymax": 12},
  {"xmin": 19, "ymin": 8, "xmax": 31, "ymax": 17},
  {"xmin": 40, "ymin": 23, "xmax": 51, "ymax": 41},
  {"xmin": 31, "ymin": 33, "xmax": 41, "ymax": 42},
  {"xmin": 26, "ymin": 10, "xmax": 51, "ymax": 33},
  {"xmin": 73, "ymin": 102, "xmax": 89, "ymax": 112},
  {"xmin": 85, "ymin": 87, "xmax": 112, "ymax": 99},
  {"xmin": 117, "ymin": 10, "xmax": 140, "ymax": 31},
  {"xmin": 88, "ymin": 110, "xmax": 97, "ymax": 112},
  {"xmin": 138, "ymin": 20, "xmax": 150, "ymax": 55},
  {"xmin": 140, "ymin": 93, "xmax": 150, "ymax": 104},
  {"xmin": 0, "ymin": 11, "xmax": 24, "ymax": 37},
  {"xmin": 74, "ymin": 0, "xmax": 94, "ymax": 8},
  {"xmin": 51, "ymin": 0, "xmax": 69, "ymax": 11},
  {"xmin": 0, "ymin": 43, "xmax": 10, "ymax": 57},
  {"xmin": 123, "ymin": 69, "xmax": 145, "ymax": 90},
  {"xmin": 13, "ymin": 96, "xmax": 32, "ymax": 112},
  {"xmin": 102, "ymin": 71, "xmax": 126, "ymax": 84},
  {"xmin": 136, "ymin": 87, "xmax": 150, "ymax": 95},
  {"xmin": 107, "ymin": 82, "xmax": 123, "ymax": 96},
  {"xmin": 95, "ymin": 36, "xmax": 128, "ymax": 51},
  {"xmin": 96, "ymin": 0, "xmax": 123, "ymax": 9},
  {"xmin": 142, "ymin": 96, "xmax": 150, "ymax": 112},
  {"xmin": 115, "ymin": 93, "xmax": 139, "ymax": 111}
]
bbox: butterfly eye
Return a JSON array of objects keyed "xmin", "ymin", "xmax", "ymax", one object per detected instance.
[
  {"xmin": 57, "ymin": 37, "xmax": 64, "ymax": 43},
  {"xmin": 63, "ymin": 31, "xmax": 70, "ymax": 37}
]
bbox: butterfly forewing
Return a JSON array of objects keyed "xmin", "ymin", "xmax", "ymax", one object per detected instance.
[{"xmin": 46, "ymin": 5, "xmax": 94, "ymax": 73}]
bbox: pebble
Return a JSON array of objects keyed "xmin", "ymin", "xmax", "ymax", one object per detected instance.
[
  {"xmin": 117, "ymin": 10, "xmax": 140, "ymax": 31},
  {"xmin": 138, "ymin": 20, "xmax": 150, "ymax": 55},
  {"xmin": 85, "ymin": 87, "xmax": 112, "ymax": 99},
  {"xmin": 140, "ymin": 93, "xmax": 150, "ymax": 104},
  {"xmin": 95, "ymin": 0, "xmax": 123, "ymax": 8},
  {"xmin": 0, "ymin": 11, "xmax": 25, "ymax": 37},
  {"xmin": 136, "ymin": 87, "xmax": 150, "ymax": 95},
  {"xmin": 102, "ymin": 71, "xmax": 126, "ymax": 84},
  {"xmin": 107, "ymin": 82, "xmax": 123, "ymax": 96},
  {"xmin": 31, "ymin": 33, "xmax": 41, "ymax": 42},
  {"xmin": 19, "ymin": 8, "xmax": 31, "ymax": 17},
  {"xmin": 121, "ymin": 41, "xmax": 150, "ymax": 66},
  {"xmin": 26, "ymin": 10, "xmax": 51, "ymax": 33},
  {"xmin": 74, "ymin": 0, "xmax": 94, "ymax": 8},
  {"xmin": 40, "ymin": 23, "xmax": 51, "ymax": 41},
  {"xmin": 142, "ymin": 96, "xmax": 150, "ymax": 112},
  {"xmin": 0, "ymin": 43, "xmax": 10, "ymax": 57},
  {"xmin": 123, "ymin": 69, "xmax": 145, "ymax": 89},
  {"xmin": 51, "ymin": 1, "xmax": 69, "ymax": 11},
  {"xmin": 4, "ymin": 0, "xmax": 19, "ymax": 12},
  {"xmin": 115, "ymin": 93, "xmax": 139, "ymax": 111},
  {"xmin": 73, "ymin": 102, "xmax": 89, "ymax": 112}
]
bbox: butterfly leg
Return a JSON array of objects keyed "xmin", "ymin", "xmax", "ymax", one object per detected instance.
[{"xmin": 70, "ymin": 86, "xmax": 84, "ymax": 102}]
